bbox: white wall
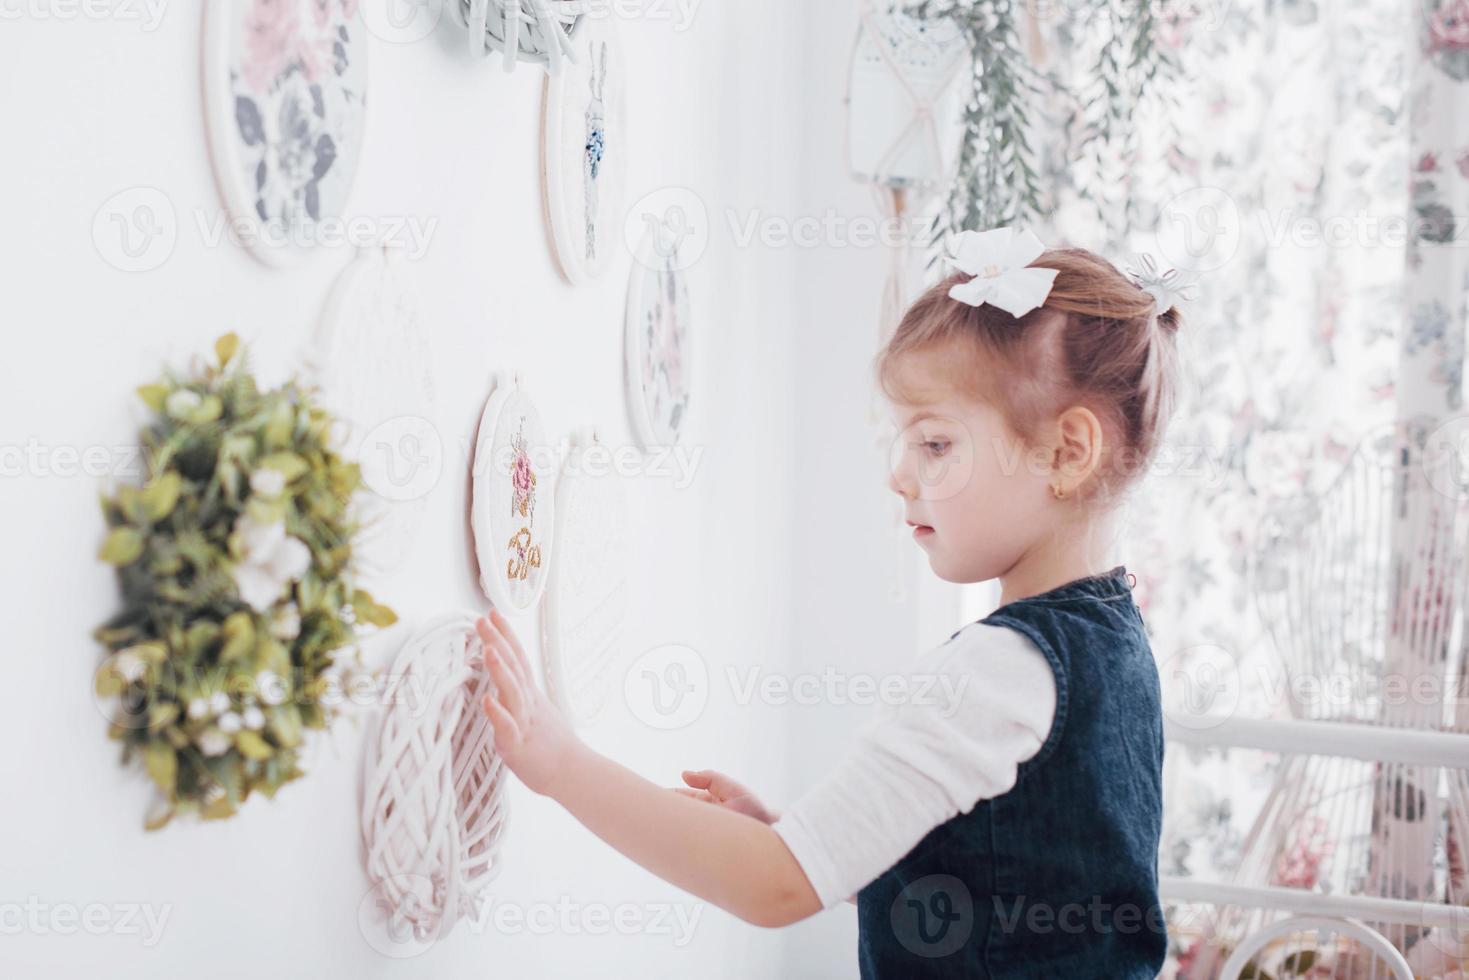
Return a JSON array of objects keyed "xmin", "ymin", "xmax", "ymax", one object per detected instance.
[{"xmin": 0, "ymin": 2, "xmax": 960, "ymax": 977}]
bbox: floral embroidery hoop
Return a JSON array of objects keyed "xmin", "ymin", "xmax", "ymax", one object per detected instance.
[
  {"xmin": 202, "ymin": 0, "xmax": 369, "ymax": 268},
  {"xmin": 540, "ymin": 427, "xmax": 630, "ymax": 726},
  {"xmin": 470, "ymin": 372, "xmax": 557, "ymax": 613},
  {"xmin": 541, "ymin": 18, "xmax": 626, "ymax": 285},
  {"xmin": 623, "ymin": 228, "xmax": 692, "ymax": 448},
  {"xmin": 305, "ymin": 245, "xmax": 439, "ymax": 585},
  {"xmin": 360, "ymin": 612, "xmax": 509, "ymax": 948}
]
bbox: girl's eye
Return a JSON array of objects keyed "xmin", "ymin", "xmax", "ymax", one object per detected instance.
[{"xmin": 923, "ymin": 440, "xmax": 950, "ymax": 456}]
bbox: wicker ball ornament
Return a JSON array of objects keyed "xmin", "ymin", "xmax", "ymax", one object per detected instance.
[{"xmin": 361, "ymin": 612, "xmax": 510, "ymax": 945}]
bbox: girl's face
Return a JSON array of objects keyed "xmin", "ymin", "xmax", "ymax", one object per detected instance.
[{"xmin": 885, "ymin": 351, "xmax": 1056, "ymax": 584}]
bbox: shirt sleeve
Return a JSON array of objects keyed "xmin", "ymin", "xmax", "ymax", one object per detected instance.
[{"xmin": 771, "ymin": 622, "xmax": 1057, "ymax": 909}]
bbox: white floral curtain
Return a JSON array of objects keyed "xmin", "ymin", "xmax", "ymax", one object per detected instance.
[{"xmin": 1011, "ymin": 0, "xmax": 1469, "ymax": 966}]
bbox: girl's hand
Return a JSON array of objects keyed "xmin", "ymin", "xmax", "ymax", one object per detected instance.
[
  {"xmin": 677, "ymin": 769, "xmax": 780, "ymax": 825},
  {"xmin": 476, "ymin": 607, "xmax": 582, "ymax": 798}
]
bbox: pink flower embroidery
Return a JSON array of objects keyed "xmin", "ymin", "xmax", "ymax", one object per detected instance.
[
  {"xmin": 1417, "ymin": 151, "xmax": 1440, "ymax": 173},
  {"xmin": 1428, "ymin": 0, "xmax": 1469, "ymax": 52},
  {"xmin": 243, "ymin": 0, "xmax": 300, "ymax": 94}
]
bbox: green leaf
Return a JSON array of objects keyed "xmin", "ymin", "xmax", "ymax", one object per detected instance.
[
  {"xmin": 258, "ymin": 452, "xmax": 309, "ymax": 482},
  {"xmin": 195, "ymin": 395, "xmax": 223, "ymax": 424},
  {"xmin": 235, "ymin": 731, "xmax": 273, "ymax": 761},
  {"xmin": 99, "ymin": 528, "xmax": 145, "ymax": 565},
  {"xmin": 220, "ymin": 612, "xmax": 256, "ymax": 662},
  {"xmin": 268, "ymin": 704, "xmax": 302, "ymax": 748},
  {"xmin": 144, "ymin": 742, "xmax": 178, "ymax": 794},
  {"xmin": 147, "ymin": 703, "xmax": 179, "ymax": 731},
  {"xmin": 137, "ymin": 384, "xmax": 169, "ymax": 413},
  {"xmin": 143, "ymin": 804, "xmax": 175, "ymax": 832},
  {"xmin": 215, "ymin": 333, "xmax": 240, "ymax": 368},
  {"xmin": 140, "ymin": 471, "xmax": 182, "ymax": 522},
  {"xmin": 263, "ymin": 402, "xmax": 294, "ymax": 448}
]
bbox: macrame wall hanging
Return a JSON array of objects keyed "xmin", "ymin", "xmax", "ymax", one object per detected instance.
[
  {"xmin": 448, "ymin": 0, "xmax": 583, "ymax": 73},
  {"xmin": 540, "ymin": 427, "xmax": 630, "ymax": 726},
  {"xmin": 306, "ymin": 245, "xmax": 438, "ymax": 585},
  {"xmin": 845, "ymin": 2, "xmax": 966, "ymax": 347},
  {"xmin": 470, "ymin": 373, "xmax": 557, "ymax": 613},
  {"xmin": 846, "ymin": 2, "xmax": 966, "ymax": 603},
  {"xmin": 202, "ymin": 0, "xmax": 368, "ymax": 267},
  {"xmin": 624, "ymin": 229, "xmax": 692, "ymax": 449},
  {"xmin": 360, "ymin": 612, "xmax": 509, "ymax": 947},
  {"xmin": 541, "ymin": 19, "xmax": 627, "ymax": 285}
]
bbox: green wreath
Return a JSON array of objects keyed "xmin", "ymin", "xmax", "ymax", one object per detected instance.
[{"xmin": 93, "ymin": 333, "xmax": 397, "ymax": 830}]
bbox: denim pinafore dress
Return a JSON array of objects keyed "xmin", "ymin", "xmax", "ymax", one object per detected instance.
[{"xmin": 856, "ymin": 565, "xmax": 1167, "ymax": 979}]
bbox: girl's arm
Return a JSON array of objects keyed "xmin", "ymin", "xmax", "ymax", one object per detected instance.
[{"xmin": 475, "ymin": 609, "xmax": 822, "ymax": 928}]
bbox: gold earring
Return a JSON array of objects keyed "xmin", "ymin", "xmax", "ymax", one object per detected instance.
[{"xmin": 1050, "ymin": 483, "xmax": 1066, "ymax": 500}]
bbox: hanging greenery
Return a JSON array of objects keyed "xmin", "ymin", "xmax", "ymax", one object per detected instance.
[
  {"xmin": 906, "ymin": 0, "xmax": 1181, "ymax": 246},
  {"xmin": 93, "ymin": 333, "xmax": 397, "ymax": 830}
]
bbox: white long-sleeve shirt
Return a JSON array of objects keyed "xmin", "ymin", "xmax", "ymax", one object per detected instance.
[{"xmin": 771, "ymin": 622, "xmax": 1057, "ymax": 909}]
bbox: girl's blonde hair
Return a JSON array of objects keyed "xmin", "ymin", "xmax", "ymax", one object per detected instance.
[{"xmin": 875, "ymin": 247, "xmax": 1184, "ymax": 506}]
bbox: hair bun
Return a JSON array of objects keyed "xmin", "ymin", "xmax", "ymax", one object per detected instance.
[{"xmin": 1156, "ymin": 306, "xmax": 1182, "ymax": 335}]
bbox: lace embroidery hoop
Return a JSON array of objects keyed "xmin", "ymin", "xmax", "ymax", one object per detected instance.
[
  {"xmin": 306, "ymin": 245, "xmax": 439, "ymax": 584},
  {"xmin": 540, "ymin": 427, "xmax": 630, "ymax": 725},
  {"xmin": 360, "ymin": 612, "xmax": 509, "ymax": 946},
  {"xmin": 624, "ymin": 228, "xmax": 692, "ymax": 449},
  {"xmin": 202, "ymin": 0, "xmax": 368, "ymax": 267},
  {"xmin": 448, "ymin": 0, "xmax": 584, "ymax": 73},
  {"xmin": 541, "ymin": 18, "xmax": 626, "ymax": 285},
  {"xmin": 844, "ymin": 2, "xmax": 966, "ymax": 344},
  {"xmin": 470, "ymin": 372, "xmax": 557, "ymax": 612}
]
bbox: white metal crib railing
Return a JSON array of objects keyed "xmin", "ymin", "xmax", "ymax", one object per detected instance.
[{"xmin": 1161, "ymin": 713, "xmax": 1469, "ymax": 980}]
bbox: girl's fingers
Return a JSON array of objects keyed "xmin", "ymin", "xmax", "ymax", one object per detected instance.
[
  {"xmin": 674, "ymin": 788, "xmax": 715, "ymax": 804},
  {"xmin": 482, "ymin": 693, "xmax": 521, "ymax": 747},
  {"xmin": 480, "ymin": 611, "xmax": 533, "ymax": 692},
  {"xmin": 482, "ymin": 639, "xmax": 526, "ymax": 720},
  {"xmin": 681, "ymin": 769, "xmax": 714, "ymax": 790},
  {"xmin": 490, "ymin": 606, "xmax": 535, "ymax": 680}
]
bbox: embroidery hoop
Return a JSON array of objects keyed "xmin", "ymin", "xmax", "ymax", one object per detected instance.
[
  {"xmin": 844, "ymin": 2, "xmax": 966, "ymax": 344},
  {"xmin": 541, "ymin": 18, "xmax": 626, "ymax": 285},
  {"xmin": 470, "ymin": 372, "xmax": 557, "ymax": 613},
  {"xmin": 360, "ymin": 612, "xmax": 509, "ymax": 948},
  {"xmin": 623, "ymin": 228, "xmax": 692, "ymax": 449},
  {"xmin": 201, "ymin": 0, "xmax": 369, "ymax": 268},
  {"xmin": 305, "ymin": 244, "xmax": 439, "ymax": 585},
  {"xmin": 448, "ymin": 0, "xmax": 584, "ymax": 73},
  {"xmin": 540, "ymin": 427, "xmax": 630, "ymax": 726}
]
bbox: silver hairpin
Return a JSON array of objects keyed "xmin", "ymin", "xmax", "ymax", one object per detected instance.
[{"xmin": 1124, "ymin": 254, "xmax": 1197, "ymax": 316}]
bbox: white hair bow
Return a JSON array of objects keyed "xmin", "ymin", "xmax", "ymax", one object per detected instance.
[
  {"xmin": 943, "ymin": 227, "xmax": 1060, "ymax": 318},
  {"xmin": 1124, "ymin": 253, "xmax": 1197, "ymax": 316}
]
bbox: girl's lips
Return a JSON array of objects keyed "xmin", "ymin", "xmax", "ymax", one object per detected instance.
[{"xmin": 912, "ymin": 525, "xmax": 935, "ymax": 540}]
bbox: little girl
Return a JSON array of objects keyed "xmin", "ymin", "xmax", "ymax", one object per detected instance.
[{"xmin": 477, "ymin": 227, "xmax": 1182, "ymax": 978}]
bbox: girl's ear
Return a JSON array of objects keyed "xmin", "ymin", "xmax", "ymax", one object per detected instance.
[{"xmin": 1051, "ymin": 405, "xmax": 1105, "ymax": 493}]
